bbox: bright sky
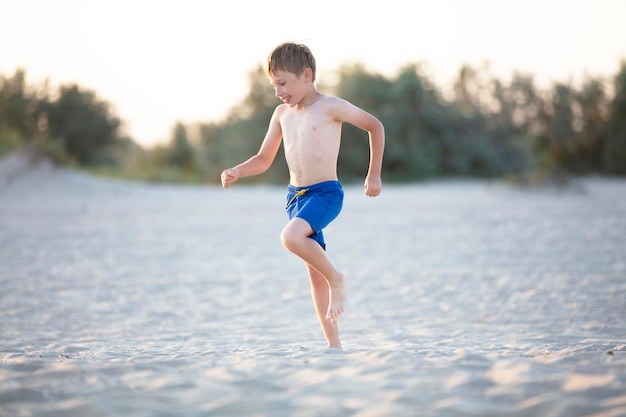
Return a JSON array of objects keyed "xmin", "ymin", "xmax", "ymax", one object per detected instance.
[{"xmin": 3, "ymin": 0, "xmax": 625, "ymax": 146}]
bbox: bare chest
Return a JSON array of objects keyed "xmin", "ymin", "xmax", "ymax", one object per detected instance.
[{"xmin": 281, "ymin": 111, "xmax": 341, "ymax": 154}]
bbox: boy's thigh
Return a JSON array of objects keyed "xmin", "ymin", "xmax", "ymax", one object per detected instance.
[{"xmin": 297, "ymin": 190, "xmax": 343, "ymax": 233}]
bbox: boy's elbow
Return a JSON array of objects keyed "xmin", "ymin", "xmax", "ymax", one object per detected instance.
[
  {"xmin": 372, "ymin": 120, "xmax": 385, "ymax": 140},
  {"xmin": 370, "ymin": 118, "xmax": 384, "ymax": 134},
  {"xmin": 256, "ymin": 154, "xmax": 273, "ymax": 173}
]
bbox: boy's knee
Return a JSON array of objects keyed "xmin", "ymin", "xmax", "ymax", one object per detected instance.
[
  {"xmin": 280, "ymin": 226, "xmax": 296, "ymax": 250},
  {"xmin": 280, "ymin": 222, "xmax": 306, "ymax": 251}
]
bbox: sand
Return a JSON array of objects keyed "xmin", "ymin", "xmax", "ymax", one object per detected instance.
[{"xmin": 1, "ymin": 151, "xmax": 625, "ymax": 417}]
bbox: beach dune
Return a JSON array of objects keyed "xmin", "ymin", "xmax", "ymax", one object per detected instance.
[{"xmin": 1, "ymin": 151, "xmax": 625, "ymax": 417}]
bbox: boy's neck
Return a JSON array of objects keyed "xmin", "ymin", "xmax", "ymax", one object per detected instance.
[{"xmin": 297, "ymin": 90, "xmax": 322, "ymax": 109}]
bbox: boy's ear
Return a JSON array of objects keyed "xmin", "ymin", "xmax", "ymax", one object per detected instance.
[{"xmin": 303, "ymin": 68, "xmax": 313, "ymax": 82}]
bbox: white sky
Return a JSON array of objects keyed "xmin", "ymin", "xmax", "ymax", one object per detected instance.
[{"xmin": 2, "ymin": 0, "xmax": 625, "ymax": 146}]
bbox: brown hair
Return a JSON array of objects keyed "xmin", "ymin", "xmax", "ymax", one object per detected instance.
[{"xmin": 265, "ymin": 42, "xmax": 316, "ymax": 81}]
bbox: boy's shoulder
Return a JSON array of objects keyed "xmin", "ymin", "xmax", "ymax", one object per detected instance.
[
  {"xmin": 319, "ymin": 94, "xmax": 346, "ymax": 105},
  {"xmin": 273, "ymin": 94, "xmax": 345, "ymax": 113},
  {"xmin": 273, "ymin": 95, "xmax": 354, "ymax": 121}
]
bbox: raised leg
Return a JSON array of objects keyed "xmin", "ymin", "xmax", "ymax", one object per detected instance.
[{"xmin": 281, "ymin": 218, "xmax": 347, "ymax": 320}]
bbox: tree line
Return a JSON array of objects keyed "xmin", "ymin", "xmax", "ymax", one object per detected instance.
[{"xmin": 1, "ymin": 61, "xmax": 625, "ymax": 184}]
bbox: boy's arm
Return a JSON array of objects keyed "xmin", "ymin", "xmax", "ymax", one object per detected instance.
[
  {"xmin": 363, "ymin": 119, "xmax": 385, "ymax": 197},
  {"xmin": 221, "ymin": 106, "xmax": 284, "ymax": 188},
  {"xmin": 364, "ymin": 121, "xmax": 385, "ymax": 197},
  {"xmin": 331, "ymin": 98, "xmax": 385, "ymax": 197}
]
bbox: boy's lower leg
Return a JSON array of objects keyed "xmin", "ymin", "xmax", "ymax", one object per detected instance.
[
  {"xmin": 281, "ymin": 218, "xmax": 347, "ymax": 320},
  {"xmin": 306, "ymin": 263, "xmax": 342, "ymax": 349}
]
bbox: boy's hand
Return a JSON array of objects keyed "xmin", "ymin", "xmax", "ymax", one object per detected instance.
[
  {"xmin": 221, "ymin": 168, "xmax": 239, "ymax": 188},
  {"xmin": 364, "ymin": 175, "xmax": 382, "ymax": 197}
]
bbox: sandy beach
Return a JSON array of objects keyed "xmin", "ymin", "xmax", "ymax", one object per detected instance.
[{"xmin": 1, "ymin": 151, "xmax": 625, "ymax": 417}]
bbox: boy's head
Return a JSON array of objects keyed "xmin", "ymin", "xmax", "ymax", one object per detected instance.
[{"xmin": 265, "ymin": 42, "xmax": 316, "ymax": 82}]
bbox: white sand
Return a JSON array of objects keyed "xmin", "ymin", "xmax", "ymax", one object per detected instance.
[{"xmin": 1, "ymin": 151, "xmax": 625, "ymax": 417}]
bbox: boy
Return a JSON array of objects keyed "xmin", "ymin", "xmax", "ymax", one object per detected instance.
[{"xmin": 221, "ymin": 42, "xmax": 384, "ymax": 349}]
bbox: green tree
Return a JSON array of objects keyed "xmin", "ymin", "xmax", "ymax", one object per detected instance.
[
  {"xmin": 167, "ymin": 122, "xmax": 195, "ymax": 171},
  {"xmin": 0, "ymin": 69, "xmax": 48, "ymax": 151},
  {"xmin": 575, "ymin": 76, "xmax": 609, "ymax": 172},
  {"xmin": 485, "ymin": 73, "xmax": 544, "ymax": 174},
  {"xmin": 543, "ymin": 83, "xmax": 581, "ymax": 171},
  {"xmin": 45, "ymin": 84, "xmax": 122, "ymax": 165},
  {"xmin": 603, "ymin": 61, "xmax": 626, "ymax": 174}
]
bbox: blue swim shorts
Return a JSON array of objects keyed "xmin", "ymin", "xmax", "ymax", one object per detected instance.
[{"xmin": 285, "ymin": 180, "xmax": 344, "ymax": 249}]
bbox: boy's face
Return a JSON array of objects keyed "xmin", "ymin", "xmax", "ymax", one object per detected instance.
[{"xmin": 269, "ymin": 69, "xmax": 311, "ymax": 107}]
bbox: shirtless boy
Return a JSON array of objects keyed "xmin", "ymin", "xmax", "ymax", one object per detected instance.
[{"xmin": 221, "ymin": 42, "xmax": 385, "ymax": 349}]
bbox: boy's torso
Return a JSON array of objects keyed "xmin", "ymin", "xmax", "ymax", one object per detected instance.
[{"xmin": 279, "ymin": 97, "xmax": 342, "ymax": 187}]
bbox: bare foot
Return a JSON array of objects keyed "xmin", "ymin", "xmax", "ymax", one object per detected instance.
[{"xmin": 326, "ymin": 273, "xmax": 347, "ymax": 320}]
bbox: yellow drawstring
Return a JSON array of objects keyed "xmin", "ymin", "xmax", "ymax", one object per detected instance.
[{"xmin": 286, "ymin": 188, "xmax": 309, "ymax": 208}]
